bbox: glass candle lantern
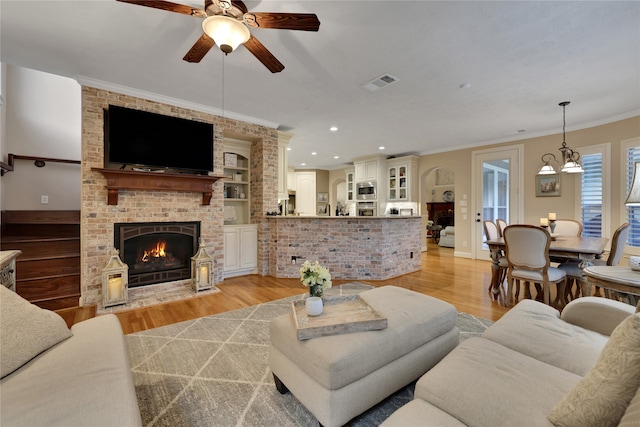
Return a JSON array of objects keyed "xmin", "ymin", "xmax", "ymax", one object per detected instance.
[
  {"xmin": 101, "ymin": 248, "xmax": 129, "ymax": 308},
  {"xmin": 191, "ymin": 239, "xmax": 213, "ymax": 292}
]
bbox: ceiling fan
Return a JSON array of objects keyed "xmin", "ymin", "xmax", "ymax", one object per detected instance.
[{"xmin": 116, "ymin": 0, "xmax": 320, "ymax": 73}]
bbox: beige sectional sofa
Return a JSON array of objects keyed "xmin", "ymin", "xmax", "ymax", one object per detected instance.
[
  {"xmin": 382, "ymin": 297, "xmax": 640, "ymax": 427},
  {"xmin": 0, "ymin": 286, "xmax": 142, "ymax": 426}
]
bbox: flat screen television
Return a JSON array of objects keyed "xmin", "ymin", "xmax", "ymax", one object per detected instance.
[{"xmin": 104, "ymin": 105, "xmax": 214, "ymax": 175}]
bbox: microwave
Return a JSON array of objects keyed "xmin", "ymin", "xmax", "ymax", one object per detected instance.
[
  {"xmin": 356, "ymin": 181, "xmax": 377, "ymax": 200},
  {"xmin": 357, "ymin": 201, "xmax": 377, "ymax": 217}
]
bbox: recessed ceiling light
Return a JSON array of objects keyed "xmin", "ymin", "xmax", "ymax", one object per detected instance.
[
  {"xmin": 287, "ymin": 147, "xmax": 291, "ymax": 151},
  {"xmin": 334, "ymin": 155, "xmax": 339, "ymax": 159},
  {"xmin": 301, "ymin": 163, "xmax": 306, "ymax": 166},
  {"xmin": 311, "ymin": 152, "xmax": 317, "ymax": 155},
  {"xmin": 330, "ymin": 126, "xmax": 338, "ymax": 132},
  {"xmin": 379, "ymin": 146, "xmax": 385, "ymax": 150},
  {"xmin": 517, "ymin": 129, "xmax": 527, "ymax": 133},
  {"xmin": 459, "ymin": 83, "xmax": 471, "ymax": 89}
]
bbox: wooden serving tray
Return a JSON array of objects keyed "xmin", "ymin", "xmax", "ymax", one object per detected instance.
[{"xmin": 292, "ymin": 294, "xmax": 388, "ymax": 340}]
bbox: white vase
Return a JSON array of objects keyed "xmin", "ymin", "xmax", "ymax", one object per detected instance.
[
  {"xmin": 305, "ymin": 297, "xmax": 323, "ymax": 316},
  {"xmin": 630, "ymin": 256, "xmax": 640, "ymax": 271}
]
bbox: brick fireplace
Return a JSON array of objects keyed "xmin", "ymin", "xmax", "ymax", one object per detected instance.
[
  {"xmin": 114, "ymin": 221, "xmax": 200, "ymax": 288},
  {"xmin": 79, "ymin": 86, "xmax": 279, "ymax": 308}
]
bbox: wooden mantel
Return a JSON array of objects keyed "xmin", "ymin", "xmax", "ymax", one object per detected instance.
[{"xmin": 92, "ymin": 168, "xmax": 225, "ymax": 205}]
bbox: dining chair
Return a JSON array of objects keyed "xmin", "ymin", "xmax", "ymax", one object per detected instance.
[
  {"xmin": 483, "ymin": 220, "xmax": 508, "ymax": 294},
  {"xmin": 558, "ymin": 222, "xmax": 630, "ymax": 301},
  {"xmin": 549, "ymin": 219, "xmax": 584, "ymax": 264},
  {"xmin": 503, "ymin": 225, "xmax": 567, "ymax": 308},
  {"xmin": 496, "ymin": 218, "xmax": 508, "ymax": 237},
  {"xmin": 552, "ymin": 219, "xmax": 583, "ymax": 236}
]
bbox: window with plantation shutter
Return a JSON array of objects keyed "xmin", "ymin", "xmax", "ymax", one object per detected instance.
[
  {"xmin": 580, "ymin": 153, "xmax": 602, "ymax": 237},
  {"xmin": 626, "ymin": 145, "xmax": 640, "ymax": 248}
]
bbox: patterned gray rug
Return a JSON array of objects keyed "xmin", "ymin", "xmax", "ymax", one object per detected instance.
[{"xmin": 125, "ymin": 283, "xmax": 493, "ymax": 427}]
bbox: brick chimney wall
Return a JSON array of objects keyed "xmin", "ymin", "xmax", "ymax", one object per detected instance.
[{"xmin": 80, "ymin": 86, "xmax": 278, "ymax": 307}]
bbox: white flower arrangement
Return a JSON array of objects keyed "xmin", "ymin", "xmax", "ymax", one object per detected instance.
[{"xmin": 299, "ymin": 260, "xmax": 332, "ymax": 297}]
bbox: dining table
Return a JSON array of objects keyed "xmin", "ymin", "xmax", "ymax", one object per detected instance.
[
  {"xmin": 485, "ymin": 235, "xmax": 609, "ymax": 300},
  {"xmin": 582, "ymin": 266, "xmax": 640, "ymax": 310}
]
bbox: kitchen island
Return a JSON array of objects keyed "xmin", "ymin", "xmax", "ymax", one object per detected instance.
[{"xmin": 265, "ymin": 216, "xmax": 422, "ymax": 280}]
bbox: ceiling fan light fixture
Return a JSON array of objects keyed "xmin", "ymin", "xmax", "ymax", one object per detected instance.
[{"xmin": 202, "ymin": 15, "xmax": 250, "ymax": 54}]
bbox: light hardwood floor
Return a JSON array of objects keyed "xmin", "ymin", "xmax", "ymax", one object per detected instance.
[{"xmin": 58, "ymin": 242, "xmax": 511, "ymax": 334}]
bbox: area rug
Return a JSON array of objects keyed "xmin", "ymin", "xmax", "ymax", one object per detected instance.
[{"xmin": 125, "ymin": 283, "xmax": 493, "ymax": 427}]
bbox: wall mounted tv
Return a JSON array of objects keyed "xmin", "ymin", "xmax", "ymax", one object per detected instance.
[{"xmin": 104, "ymin": 105, "xmax": 214, "ymax": 175}]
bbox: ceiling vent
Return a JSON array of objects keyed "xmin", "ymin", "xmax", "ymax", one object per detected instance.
[{"xmin": 361, "ymin": 74, "xmax": 399, "ymax": 92}]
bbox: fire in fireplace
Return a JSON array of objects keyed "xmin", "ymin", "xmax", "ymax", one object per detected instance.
[{"xmin": 114, "ymin": 222, "xmax": 200, "ymax": 287}]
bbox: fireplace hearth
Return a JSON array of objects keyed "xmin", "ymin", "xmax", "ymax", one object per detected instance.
[{"xmin": 114, "ymin": 221, "xmax": 200, "ymax": 288}]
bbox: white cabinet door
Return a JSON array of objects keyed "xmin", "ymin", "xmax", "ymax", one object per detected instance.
[
  {"xmin": 277, "ymin": 142, "xmax": 288, "ymax": 200},
  {"xmin": 223, "ymin": 228, "xmax": 240, "ymax": 271},
  {"xmin": 355, "ymin": 160, "xmax": 378, "ymax": 182},
  {"xmin": 224, "ymin": 225, "xmax": 258, "ymax": 277},
  {"xmin": 240, "ymin": 226, "xmax": 258, "ymax": 269},
  {"xmin": 294, "ymin": 171, "xmax": 316, "ymax": 215}
]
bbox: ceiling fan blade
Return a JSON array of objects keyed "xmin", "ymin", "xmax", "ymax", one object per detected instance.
[
  {"xmin": 246, "ymin": 12, "xmax": 320, "ymax": 31},
  {"xmin": 183, "ymin": 34, "xmax": 216, "ymax": 63},
  {"xmin": 116, "ymin": 0, "xmax": 207, "ymax": 18},
  {"xmin": 243, "ymin": 35, "xmax": 284, "ymax": 73},
  {"xmin": 231, "ymin": 0, "xmax": 248, "ymax": 14}
]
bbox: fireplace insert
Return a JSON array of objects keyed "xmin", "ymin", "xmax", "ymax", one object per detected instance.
[{"xmin": 114, "ymin": 221, "xmax": 200, "ymax": 287}]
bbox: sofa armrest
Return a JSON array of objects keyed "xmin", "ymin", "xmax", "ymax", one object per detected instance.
[{"xmin": 560, "ymin": 296, "xmax": 635, "ymax": 336}]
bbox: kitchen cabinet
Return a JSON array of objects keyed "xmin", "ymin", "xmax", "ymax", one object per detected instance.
[
  {"xmin": 355, "ymin": 159, "xmax": 378, "ymax": 182},
  {"xmin": 346, "ymin": 168, "xmax": 355, "ymax": 202},
  {"xmin": 277, "ymin": 131, "xmax": 292, "ymax": 201},
  {"xmin": 387, "ymin": 156, "xmax": 418, "ymax": 202},
  {"xmin": 294, "ymin": 171, "xmax": 316, "ymax": 215},
  {"xmin": 223, "ymin": 224, "xmax": 258, "ymax": 278}
]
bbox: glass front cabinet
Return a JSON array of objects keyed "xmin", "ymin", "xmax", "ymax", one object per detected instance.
[{"xmin": 387, "ymin": 156, "xmax": 418, "ymax": 202}]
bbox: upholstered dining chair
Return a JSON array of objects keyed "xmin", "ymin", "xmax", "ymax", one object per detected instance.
[
  {"xmin": 483, "ymin": 220, "xmax": 508, "ymax": 293},
  {"xmin": 496, "ymin": 218, "xmax": 508, "ymax": 237},
  {"xmin": 549, "ymin": 219, "xmax": 584, "ymax": 264},
  {"xmin": 558, "ymin": 222, "xmax": 630, "ymax": 301},
  {"xmin": 503, "ymin": 225, "xmax": 567, "ymax": 308},
  {"xmin": 552, "ymin": 219, "xmax": 583, "ymax": 236}
]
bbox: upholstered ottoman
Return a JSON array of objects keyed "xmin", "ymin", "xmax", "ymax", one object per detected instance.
[{"xmin": 269, "ymin": 285, "xmax": 459, "ymax": 427}]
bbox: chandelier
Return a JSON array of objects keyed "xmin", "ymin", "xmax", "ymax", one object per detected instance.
[{"xmin": 537, "ymin": 101, "xmax": 583, "ymax": 175}]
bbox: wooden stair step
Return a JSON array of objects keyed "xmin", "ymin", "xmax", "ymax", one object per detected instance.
[
  {"xmin": 1, "ymin": 239, "xmax": 79, "ymax": 258},
  {"xmin": 16, "ymin": 256, "xmax": 80, "ymax": 280},
  {"xmin": 16, "ymin": 274, "xmax": 80, "ymax": 302}
]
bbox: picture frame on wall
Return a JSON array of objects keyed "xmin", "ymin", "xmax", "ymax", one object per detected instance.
[
  {"xmin": 536, "ymin": 174, "xmax": 561, "ymax": 197},
  {"xmin": 317, "ymin": 192, "xmax": 328, "ymax": 203},
  {"xmin": 317, "ymin": 203, "xmax": 330, "ymax": 216}
]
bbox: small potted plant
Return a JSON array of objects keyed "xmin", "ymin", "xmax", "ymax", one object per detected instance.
[{"xmin": 299, "ymin": 260, "xmax": 332, "ymax": 316}]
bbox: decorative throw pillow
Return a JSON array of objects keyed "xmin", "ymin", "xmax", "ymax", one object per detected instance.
[
  {"xmin": 0, "ymin": 285, "xmax": 72, "ymax": 378},
  {"xmin": 547, "ymin": 313, "xmax": 640, "ymax": 427}
]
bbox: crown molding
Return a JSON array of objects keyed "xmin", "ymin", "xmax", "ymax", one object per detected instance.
[{"xmin": 73, "ymin": 75, "xmax": 280, "ymax": 130}]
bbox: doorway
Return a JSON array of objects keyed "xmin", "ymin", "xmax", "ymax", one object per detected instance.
[{"xmin": 472, "ymin": 145, "xmax": 524, "ymax": 260}]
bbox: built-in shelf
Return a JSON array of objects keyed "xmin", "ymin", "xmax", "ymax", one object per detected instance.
[{"xmin": 92, "ymin": 168, "xmax": 225, "ymax": 205}]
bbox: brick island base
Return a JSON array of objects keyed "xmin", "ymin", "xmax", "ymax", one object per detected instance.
[{"xmin": 268, "ymin": 286, "xmax": 459, "ymax": 427}]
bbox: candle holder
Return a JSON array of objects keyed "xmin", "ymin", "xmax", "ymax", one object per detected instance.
[
  {"xmin": 191, "ymin": 238, "xmax": 213, "ymax": 292},
  {"xmin": 101, "ymin": 248, "xmax": 128, "ymax": 308}
]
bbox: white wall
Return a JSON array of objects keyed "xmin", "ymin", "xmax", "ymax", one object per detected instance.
[{"xmin": 2, "ymin": 64, "xmax": 81, "ymax": 210}]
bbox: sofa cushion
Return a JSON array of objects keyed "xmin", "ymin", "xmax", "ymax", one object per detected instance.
[
  {"xmin": 0, "ymin": 285, "xmax": 72, "ymax": 378},
  {"xmin": 482, "ymin": 299, "xmax": 609, "ymax": 376},
  {"xmin": 0, "ymin": 314, "xmax": 142, "ymax": 427},
  {"xmin": 380, "ymin": 398, "xmax": 467, "ymax": 427},
  {"xmin": 548, "ymin": 313, "xmax": 640, "ymax": 427},
  {"xmin": 618, "ymin": 385, "xmax": 640, "ymax": 427},
  {"xmin": 414, "ymin": 337, "xmax": 580, "ymax": 427}
]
